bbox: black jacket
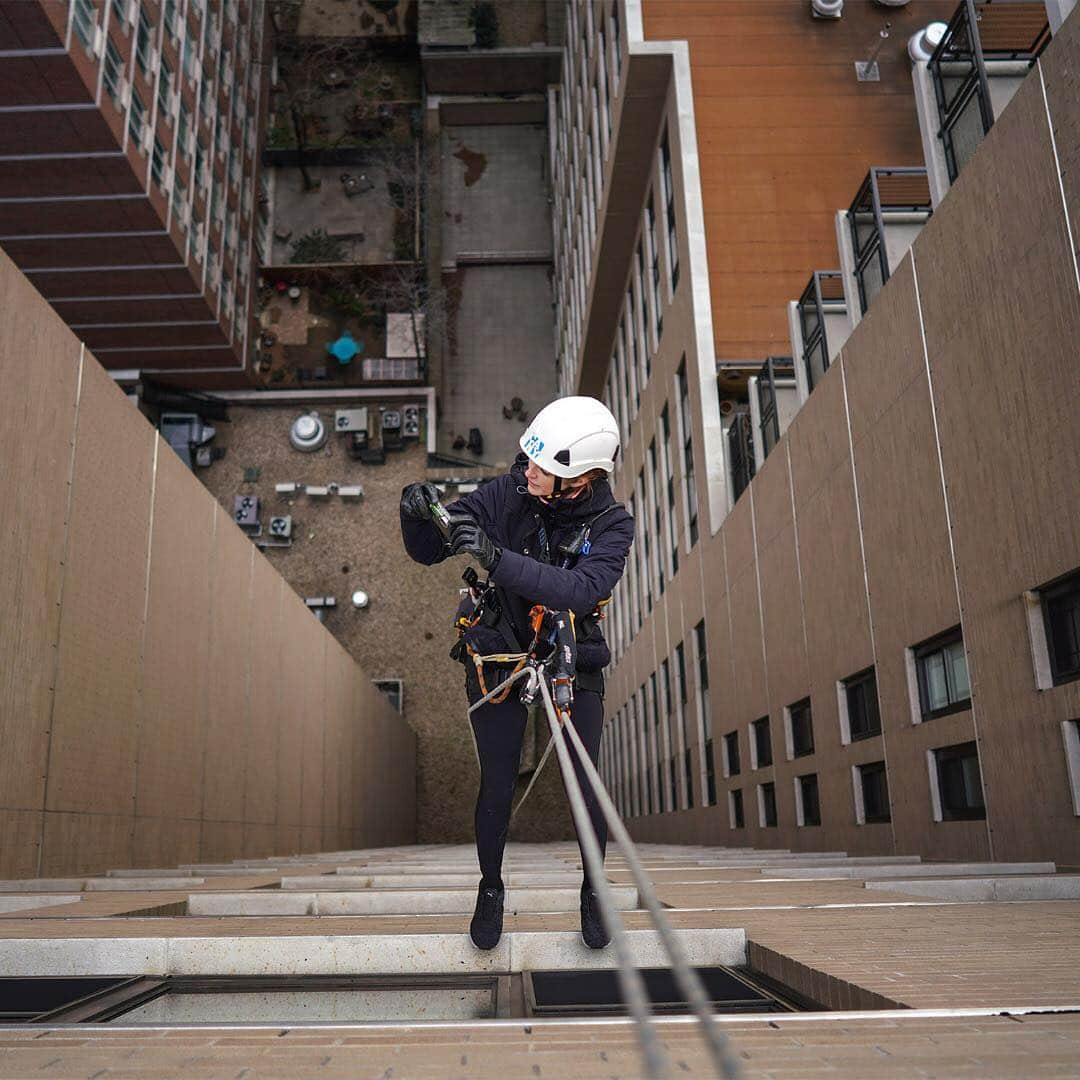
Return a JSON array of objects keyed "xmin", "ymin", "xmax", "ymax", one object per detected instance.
[{"xmin": 401, "ymin": 455, "xmax": 635, "ymax": 672}]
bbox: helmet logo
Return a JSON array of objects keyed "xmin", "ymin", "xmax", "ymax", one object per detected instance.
[{"xmin": 522, "ymin": 433, "xmax": 545, "ymax": 457}]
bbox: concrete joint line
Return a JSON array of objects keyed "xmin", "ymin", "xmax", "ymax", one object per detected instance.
[
  {"xmin": 786, "ymin": 442, "xmax": 812, "ymax": 688},
  {"xmin": 0, "ymin": 194, "xmax": 146, "ymax": 204},
  {"xmin": 0, "ymin": 103, "xmax": 97, "ymax": 113},
  {"xmin": 1037, "ymin": 60, "xmax": 1080, "ymax": 297},
  {"xmin": 748, "ymin": 483, "xmax": 772, "ymax": 718},
  {"xmin": 909, "ymin": 250, "xmax": 993, "ymax": 860},
  {"xmin": 839, "ymin": 355, "xmax": 896, "ymax": 852},
  {"xmin": 0, "ymin": 231, "xmax": 167, "ymax": 242},
  {"xmin": 37, "ymin": 343, "xmax": 86, "ymax": 876}
]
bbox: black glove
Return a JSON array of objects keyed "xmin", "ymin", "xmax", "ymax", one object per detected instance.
[
  {"xmin": 400, "ymin": 481, "xmax": 441, "ymax": 522},
  {"xmin": 448, "ymin": 514, "xmax": 501, "ymax": 572}
]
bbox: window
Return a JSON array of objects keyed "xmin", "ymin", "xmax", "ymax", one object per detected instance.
[
  {"xmin": 751, "ymin": 717, "xmax": 771, "ymax": 769},
  {"xmin": 660, "ymin": 128, "xmax": 679, "ymax": 291},
  {"xmin": 610, "ymin": 4, "xmax": 621, "ymax": 86},
  {"xmin": 636, "ymin": 471, "xmax": 652, "ymax": 614},
  {"xmin": 1063, "ymin": 719, "xmax": 1080, "ymax": 816},
  {"xmin": 103, "ymin": 37, "xmax": 124, "ymax": 107},
  {"xmin": 660, "ymin": 405, "xmax": 679, "ymax": 577},
  {"xmin": 661, "ymin": 659, "xmax": 677, "ymax": 809},
  {"xmin": 797, "ymin": 773, "xmax": 821, "ymax": 827},
  {"xmin": 729, "ymin": 788, "xmax": 744, "ymax": 829},
  {"xmin": 648, "ymin": 440, "xmax": 665, "ymax": 596},
  {"xmin": 694, "ymin": 620, "xmax": 715, "ymax": 805},
  {"xmin": 597, "ymin": 24, "xmax": 610, "ymax": 144},
  {"xmin": 128, "ymin": 89, "xmax": 146, "ymax": 150},
  {"xmin": 758, "ymin": 782, "xmax": 777, "ymax": 828},
  {"xmin": 722, "ymin": 730, "xmax": 740, "ymax": 777},
  {"xmin": 677, "ymin": 359, "xmax": 698, "ymax": 546},
  {"xmin": 913, "ymin": 628, "xmax": 971, "ymax": 720},
  {"xmin": 787, "ymin": 698, "xmax": 814, "ymax": 758},
  {"xmin": 199, "ymin": 63, "xmax": 212, "ymax": 116},
  {"xmin": 676, "ymin": 642, "xmax": 693, "ymax": 808},
  {"xmin": 635, "ymin": 241, "xmax": 650, "ymax": 377},
  {"xmin": 1043, "ymin": 568, "xmax": 1080, "ymax": 685},
  {"xmin": 135, "ymin": 5, "xmax": 152, "ymax": 75},
  {"xmin": 72, "ymin": 0, "xmax": 96, "ymax": 49},
  {"xmin": 932, "ymin": 742, "xmax": 985, "ymax": 821},
  {"xmin": 856, "ymin": 761, "xmax": 891, "ymax": 824},
  {"xmin": 650, "ymin": 673, "xmax": 665, "ymax": 813},
  {"xmin": 842, "ymin": 667, "xmax": 881, "ymax": 742},
  {"xmin": 646, "ymin": 194, "xmax": 662, "ymax": 341},
  {"xmin": 151, "ymin": 136, "xmax": 166, "ymax": 186},
  {"xmin": 625, "ymin": 302, "xmax": 640, "ymax": 415},
  {"xmin": 171, "ymin": 172, "xmax": 186, "ymax": 226},
  {"xmin": 374, "ymin": 679, "xmax": 404, "ymax": 714},
  {"xmin": 157, "ymin": 54, "xmax": 172, "ymax": 116}
]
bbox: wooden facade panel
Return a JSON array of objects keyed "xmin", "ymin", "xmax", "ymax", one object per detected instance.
[
  {"xmin": 40, "ymin": 812, "xmax": 132, "ymax": 878},
  {"xmin": 132, "ymin": 815, "xmax": 202, "ymax": 870},
  {"xmin": 47, "ymin": 357, "xmax": 154, "ymax": 817},
  {"xmin": 1040, "ymin": 11, "xmax": 1080, "ymax": 250},
  {"xmin": 0, "ymin": 252, "xmax": 80, "ymax": 812},
  {"xmin": 245, "ymin": 556, "xmax": 282, "ymax": 826},
  {"xmin": 136, "ymin": 439, "xmax": 213, "ymax": 821},
  {"xmin": 0, "ymin": 811, "xmax": 44, "ymax": 880},
  {"xmin": 203, "ymin": 511, "xmax": 254, "ymax": 824},
  {"xmin": 913, "ymin": 70, "xmax": 1080, "ymax": 861}
]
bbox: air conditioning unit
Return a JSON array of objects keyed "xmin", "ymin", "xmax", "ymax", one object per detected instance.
[
  {"xmin": 402, "ymin": 405, "xmax": 420, "ymax": 439},
  {"xmin": 120, "ymin": 79, "xmax": 132, "ymax": 108},
  {"xmin": 148, "ymin": 47, "xmax": 160, "ymax": 73},
  {"xmin": 233, "ymin": 494, "xmax": 259, "ymax": 527},
  {"xmin": 168, "ymin": 88, "xmax": 179, "ymax": 115},
  {"xmin": 334, "ymin": 407, "xmax": 369, "ymax": 433},
  {"xmin": 140, "ymin": 124, "xmax": 153, "ymax": 154},
  {"xmin": 268, "ymin": 515, "xmax": 292, "ymax": 538},
  {"xmin": 162, "ymin": 163, "xmax": 174, "ymax": 192},
  {"xmin": 92, "ymin": 24, "xmax": 105, "ymax": 57}
]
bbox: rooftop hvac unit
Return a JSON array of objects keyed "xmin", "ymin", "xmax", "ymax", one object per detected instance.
[
  {"xmin": 335, "ymin": 407, "xmax": 369, "ymax": 433},
  {"xmin": 402, "ymin": 405, "xmax": 420, "ymax": 439},
  {"xmin": 290, "ymin": 412, "xmax": 327, "ymax": 452},
  {"xmin": 268, "ymin": 515, "xmax": 292, "ymax": 538},
  {"xmin": 381, "ymin": 409, "xmax": 403, "ymax": 452},
  {"xmin": 234, "ymin": 495, "xmax": 259, "ymax": 527}
]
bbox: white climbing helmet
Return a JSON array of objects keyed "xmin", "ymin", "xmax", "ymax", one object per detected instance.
[{"xmin": 519, "ymin": 396, "xmax": 620, "ymax": 478}]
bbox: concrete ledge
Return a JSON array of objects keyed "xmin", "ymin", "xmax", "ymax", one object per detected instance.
[
  {"xmin": 0, "ymin": 928, "xmax": 745, "ymax": 977},
  {"xmin": 289, "ymin": 873, "xmax": 583, "ymax": 889},
  {"xmin": 0, "ymin": 896, "xmax": 82, "ymax": 913},
  {"xmin": 188, "ymin": 886, "xmax": 640, "ymax": 917},
  {"xmin": 771, "ymin": 862, "xmax": 1056, "ymax": 880},
  {"xmin": 0, "ymin": 879, "xmax": 86, "ymax": 893},
  {"xmin": 867, "ymin": 875, "xmax": 1080, "ymax": 902},
  {"xmin": 83, "ymin": 878, "xmax": 207, "ymax": 891}
]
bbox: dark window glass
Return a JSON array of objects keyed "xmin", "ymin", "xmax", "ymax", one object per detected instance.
[
  {"xmin": 789, "ymin": 698, "xmax": 814, "ymax": 757},
  {"xmin": 799, "ymin": 773, "xmax": 821, "ymax": 826},
  {"xmin": 915, "ymin": 628, "xmax": 971, "ymax": 719},
  {"xmin": 752, "ymin": 717, "xmax": 771, "ymax": 768},
  {"xmin": 731, "ymin": 788, "xmax": 744, "ymax": 829},
  {"xmin": 676, "ymin": 641, "xmax": 693, "ymax": 807},
  {"xmin": 723, "ymin": 730, "xmax": 740, "ymax": 776},
  {"xmin": 1044, "ymin": 569, "xmax": 1080, "ymax": 685},
  {"xmin": 760, "ymin": 782, "xmax": 777, "ymax": 827},
  {"xmin": 859, "ymin": 761, "xmax": 891, "ymax": 823},
  {"xmin": 677, "ymin": 359, "xmax": 697, "ymax": 546},
  {"xmin": 845, "ymin": 668, "xmax": 881, "ymax": 741},
  {"xmin": 935, "ymin": 741, "xmax": 986, "ymax": 820},
  {"xmin": 704, "ymin": 737, "xmax": 715, "ymax": 807}
]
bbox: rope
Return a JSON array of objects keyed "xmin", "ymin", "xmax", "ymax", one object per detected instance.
[{"xmin": 469, "ymin": 662, "xmax": 740, "ymax": 1080}]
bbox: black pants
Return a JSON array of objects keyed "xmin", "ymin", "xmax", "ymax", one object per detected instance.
[{"xmin": 469, "ymin": 682, "xmax": 607, "ymax": 891}]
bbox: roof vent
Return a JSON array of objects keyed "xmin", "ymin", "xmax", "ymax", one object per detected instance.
[{"xmin": 290, "ymin": 412, "xmax": 327, "ymax": 453}]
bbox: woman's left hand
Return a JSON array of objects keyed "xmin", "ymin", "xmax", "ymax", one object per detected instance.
[{"xmin": 448, "ymin": 515, "xmax": 502, "ymax": 572}]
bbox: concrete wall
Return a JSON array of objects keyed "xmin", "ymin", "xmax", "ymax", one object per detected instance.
[
  {"xmin": 604, "ymin": 10, "xmax": 1080, "ymax": 864},
  {"xmin": 0, "ymin": 249, "xmax": 417, "ymax": 878}
]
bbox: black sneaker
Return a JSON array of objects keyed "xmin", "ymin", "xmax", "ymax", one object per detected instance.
[
  {"xmin": 581, "ymin": 886, "xmax": 611, "ymax": 949},
  {"xmin": 470, "ymin": 885, "xmax": 504, "ymax": 950}
]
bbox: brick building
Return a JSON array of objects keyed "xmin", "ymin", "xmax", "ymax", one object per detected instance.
[{"xmin": 0, "ymin": 0, "xmax": 267, "ymax": 387}]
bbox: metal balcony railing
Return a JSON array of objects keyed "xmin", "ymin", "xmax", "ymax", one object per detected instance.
[
  {"xmin": 848, "ymin": 167, "xmax": 932, "ymax": 316},
  {"xmin": 728, "ymin": 411, "xmax": 755, "ymax": 505},
  {"xmin": 797, "ymin": 271, "xmax": 844, "ymax": 395},
  {"xmin": 930, "ymin": 0, "xmax": 1051, "ymax": 183},
  {"xmin": 757, "ymin": 356, "xmax": 794, "ymax": 461}
]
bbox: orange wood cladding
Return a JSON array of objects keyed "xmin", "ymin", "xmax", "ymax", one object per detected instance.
[{"xmin": 641, "ymin": 0, "xmax": 959, "ymax": 360}]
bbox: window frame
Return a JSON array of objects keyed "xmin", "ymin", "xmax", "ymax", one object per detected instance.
[
  {"xmin": 913, "ymin": 626, "xmax": 972, "ymax": 721},
  {"xmin": 750, "ymin": 716, "xmax": 772, "ymax": 770},
  {"xmin": 855, "ymin": 760, "xmax": 891, "ymax": 825},
  {"xmin": 722, "ymin": 730, "xmax": 740, "ymax": 778},
  {"xmin": 843, "ymin": 667, "xmax": 882, "ymax": 742},
  {"xmin": 931, "ymin": 741, "xmax": 986, "ymax": 822},
  {"xmin": 786, "ymin": 697, "xmax": 814, "ymax": 759},
  {"xmin": 796, "ymin": 773, "xmax": 821, "ymax": 827},
  {"xmin": 1042, "ymin": 568, "xmax": 1080, "ymax": 687}
]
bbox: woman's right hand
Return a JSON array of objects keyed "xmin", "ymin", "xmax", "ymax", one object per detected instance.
[{"xmin": 400, "ymin": 482, "xmax": 441, "ymax": 522}]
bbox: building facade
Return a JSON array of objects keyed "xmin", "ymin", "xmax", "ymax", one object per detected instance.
[
  {"xmin": 0, "ymin": 0, "xmax": 267, "ymax": 387},
  {"xmin": 549, "ymin": 0, "xmax": 1080, "ymax": 864}
]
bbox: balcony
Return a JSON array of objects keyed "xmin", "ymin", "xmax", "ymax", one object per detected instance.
[
  {"xmin": 727, "ymin": 410, "xmax": 755, "ymax": 506},
  {"xmin": 748, "ymin": 357, "xmax": 798, "ymax": 469},
  {"xmin": 913, "ymin": 0, "xmax": 1050, "ymax": 207},
  {"xmin": 837, "ymin": 167, "xmax": 932, "ymax": 326},
  {"xmin": 787, "ymin": 271, "xmax": 852, "ymax": 404}
]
